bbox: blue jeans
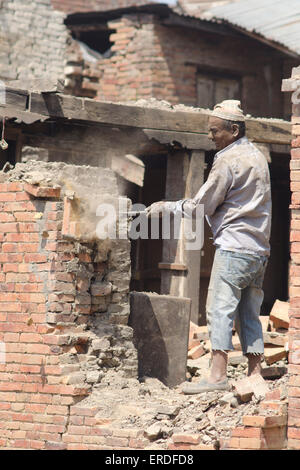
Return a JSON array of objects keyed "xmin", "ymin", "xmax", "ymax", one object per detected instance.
[{"xmin": 206, "ymin": 249, "xmax": 268, "ymax": 355}]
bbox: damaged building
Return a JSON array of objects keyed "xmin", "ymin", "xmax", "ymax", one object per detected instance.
[{"xmin": 0, "ymin": 0, "xmax": 299, "ymax": 452}]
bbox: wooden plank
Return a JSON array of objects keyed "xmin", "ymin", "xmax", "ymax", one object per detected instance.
[
  {"xmin": 7, "ymin": 78, "xmax": 65, "ymax": 94},
  {"xmin": 246, "ymin": 118, "xmax": 292, "ymax": 145},
  {"xmin": 184, "ymin": 150, "xmax": 206, "ymax": 324},
  {"xmin": 160, "ymin": 151, "xmax": 188, "ymax": 297},
  {"xmin": 29, "ymin": 93, "xmax": 209, "ymax": 132},
  {"xmin": 3, "ymin": 87, "xmax": 292, "ymax": 146},
  {"xmin": 143, "ymin": 129, "xmax": 214, "ymax": 150},
  {"xmin": 2, "ymin": 87, "xmax": 29, "ymax": 111},
  {"xmin": 30, "ymin": 92, "xmax": 83, "ymax": 118}
]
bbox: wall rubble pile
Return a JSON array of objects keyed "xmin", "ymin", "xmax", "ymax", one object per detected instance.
[{"xmin": 0, "ymin": 164, "xmax": 137, "ymax": 449}]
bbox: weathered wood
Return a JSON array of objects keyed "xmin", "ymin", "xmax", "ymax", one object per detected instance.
[
  {"xmin": 143, "ymin": 128, "xmax": 214, "ymax": 150},
  {"xmin": 246, "ymin": 118, "xmax": 292, "ymax": 145},
  {"xmin": 2, "ymin": 87, "xmax": 28, "ymax": 111},
  {"xmin": 29, "ymin": 92, "xmax": 82, "ymax": 118},
  {"xmin": 6, "ymin": 78, "xmax": 65, "ymax": 94},
  {"xmin": 160, "ymin": 151, "xmax": 188, "ymax": 297},
  {"xmin": 184, "ymin": 150, "xmax": 206, "ymax": 324},
  {"xmin": 2, "ymin": 87, "xmax": 292, "ymax": 146},
  {"xmin": 0, "ymin": 106, "xmax": 47, "ymax": 124}
]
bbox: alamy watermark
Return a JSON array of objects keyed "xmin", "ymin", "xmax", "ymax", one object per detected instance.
[{"xmin": 95, "ymin": 198, "xmax": 205, "ymax": 251}]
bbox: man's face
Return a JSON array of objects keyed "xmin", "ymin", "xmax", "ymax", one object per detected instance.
[{"xmin": 208, "ymin": 116, "xmax": 238, "ymax": 151}]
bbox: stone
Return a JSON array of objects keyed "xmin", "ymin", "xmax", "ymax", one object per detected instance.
[
  {"xmin": 91, "ymin": 338, "xmax": 111, "ymax": 352},
  {"xmin": 155, "ymin": 405, "xmax": 180, "ymax": 417},
  {"xmin": 90, "ymin": 281, "xmax": 113, "ymax": 297},
  {"xmin": 144, "ymin": 423, "xmax": 163, "ymax": 441},
  {"xmin": 86, "ymin": 371, "xmax": 102, "ymax": 384},
  {"xmin": 219, "ymin": 392, "xmax": 235, "ymax": 406}
]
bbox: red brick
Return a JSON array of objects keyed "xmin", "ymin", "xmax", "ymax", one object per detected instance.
[
  {"xmin": 172, "ymin": 434, "xmax": 201, "ymax": 444},
  {"xmin": 45, "ymin": 441, "xmax": 67, "ymax": 450},
  {"xmin": 7, "ymin": 182, "xmax": 23, "ymax": 192},
  {"xmin": 292, "ymin": 137, "xmax": 300, "ymax": 148},
  {"xmin": 24, "ymin": 183, "xmax": 61, "ymax": 199},
  {"xmin": 46, "ymin": 405, "xmax": 69, "ymax": 415},
  {"xmin": 240, "ymin": 437, "xmax": 265, "ymax": 449},
  {"xmin": 232, "ymin": 427, "xmax": 262, "ymax": 438},
  {"xmin": 0, "ymin": 193, "xmax": 16, "ymax": 202},
  {"xmin": 18, "ymin": 243, "xmax": 39, "ymax": 253},
  {"xmin": 167, "ymin": 443, "xmax": 192, "ymax": 450}
]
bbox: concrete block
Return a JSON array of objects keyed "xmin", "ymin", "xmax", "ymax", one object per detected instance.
[{"xmin": 129, "ymin": 292, "xmax": 191, "ymax": 387}]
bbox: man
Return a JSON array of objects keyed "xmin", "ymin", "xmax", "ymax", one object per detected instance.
[{"xmin": 146, "ymin": 100, "xmax": 272, "ymax": 394}]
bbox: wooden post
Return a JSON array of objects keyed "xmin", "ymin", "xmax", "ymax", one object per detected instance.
[
  {"xmin": 184, "ymin": 151, "xmax": 206, "ymax": 323},
  {"xmin": 160, "ymin": 150, "xmax": 188, "ymax": 297},
  {"xmin": 160, "ymin": 150, "xmax": 206, "ymax": 324}
]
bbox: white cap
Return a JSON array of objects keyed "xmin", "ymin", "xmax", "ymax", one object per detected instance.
[{"xmin": 211, "ymin": 100, "xmax": 245, "ymax": 122}]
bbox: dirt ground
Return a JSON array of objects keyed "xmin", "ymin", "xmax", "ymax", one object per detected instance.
[{"xmin": 79, "ymin": 353, "xmax": 288, "ymax": 449}]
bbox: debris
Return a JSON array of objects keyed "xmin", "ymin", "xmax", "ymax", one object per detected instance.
[
  {"xmin": 263, "ymin": 331, "xmax": 288, "ymax": 347},
  {"xmin": 144, "ymin": 423, "xmax": 164, "ymax": 441},
  {"xmin": 269, "ymin": 300, "xmax": 289, "ymax": 329},
  {"xmin": 264, "ymin": 346, "xmax": 288, "ymax": 365},
  {"xmin": 188, "ymin": 344, "xmax": 206, "ymax": 360},
  {"xmin": 261, "ymin": 366, "xmax": 287, "ymax": 380},
  {"xmin": 233, "ymin": 374, "xmax": 269, "ymax": 403}
]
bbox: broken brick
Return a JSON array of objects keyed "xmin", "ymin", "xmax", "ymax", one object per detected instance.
[
  {"xmin": 24, "ymin": 183, "xmax": 61, "ymax": 199},
  {"xmin": 269, "ymin": 300, "xmax": 289, "ymax": 329},
  {"xmin": 187, "ymin": 344, "xmax": 206, "ymax": 360}
]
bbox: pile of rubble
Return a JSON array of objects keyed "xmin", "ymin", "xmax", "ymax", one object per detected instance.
[
  {"xmin": 187, "ymin": 299, "xmax": 289, "ymax": 383},
  {"xmin": 79, "ymin": 301, "xmax": 289, "ymax": 449}
]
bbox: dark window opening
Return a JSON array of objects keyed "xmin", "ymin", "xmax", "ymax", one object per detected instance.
[
  {"xmin": 72, "ymin": 27, "xmax": 116, "ymax": 58},
  {"xmin": 130, "ymin": 154, "xmax": 167, "ymax": 294}
]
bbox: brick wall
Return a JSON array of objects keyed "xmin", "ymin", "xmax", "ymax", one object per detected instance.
[
  {"xmin": 65, "ymin": 13, "xmax": 291, "ymax": 118},
  {"xmin": 282, "ymin": 65, "xmax": 300, "ymax": 450},
  {"xmin": 0, "ymin": 0, "xmax": 68, "ymax": 82},
  {"xmin": 0, "ymin": 168, "xmax": 138, "ymax": 450},
  {"xmin": 219, "ymin": 388, "xmax": 288, "ymax": 450}
]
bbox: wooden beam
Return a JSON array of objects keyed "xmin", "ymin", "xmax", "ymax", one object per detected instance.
[
  {"xmin": 29, "ymin": 94, "xmax": 293, "ymax": 145},
  {"xmin": 1, "ymin": 88, "xmax": 292, "ymax": 146},
  {"xmin": 3, "ymin": 87, "xmax": 29, "ymax": 111},
  {"xmin": 7, "ymin": 78, "xmax": 65, "ymax": 94},
  {"xmin": 184, "ymin": 150, "xmax": 206, "ymax": 324},
  {"xmin": 143, "ymin": 129, "xmax": 214, "ymax": 151}
]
